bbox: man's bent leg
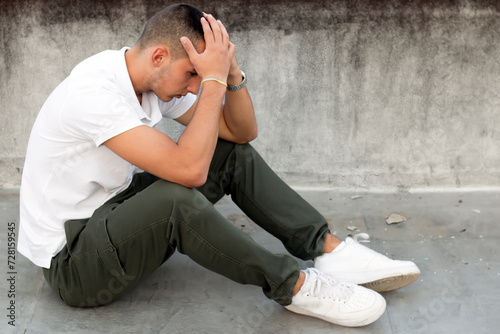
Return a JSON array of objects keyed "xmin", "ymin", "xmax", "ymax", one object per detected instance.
[
  {"xmin": 44, "ymin": 175, "xmax": 300, "ymax": 307},
  {"xmin": 43, "ymin": 172, "xmax": 162, "ymax": 307},
  {"xmin": 197, "ymin": 139, "xmax": 330, "ymax": 261},
  {"xmin": 197, "ymin": 140, "xmax": 419, "ymax": 293}
]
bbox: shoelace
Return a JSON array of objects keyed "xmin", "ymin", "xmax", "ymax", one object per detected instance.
[
  {"xmin": 353, "ymin": 232, "xmax": 371, "ymax": 243},
  {"xmin": 305, "ymin": 268, "xmax": 355, "ymax": 301}
]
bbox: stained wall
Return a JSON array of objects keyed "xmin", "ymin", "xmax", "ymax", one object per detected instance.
[{"xmin": 1, "ymin": 0, "xmax": 499, "ymax": 190}]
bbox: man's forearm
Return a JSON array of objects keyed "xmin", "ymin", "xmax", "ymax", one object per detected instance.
[
  {"xmin": 177, "ymin": 82, "xmax": 226, "ymax": 181},
  {"xmin": 222, "ymin": 69, "xmax": 258, "ymax": 143}
]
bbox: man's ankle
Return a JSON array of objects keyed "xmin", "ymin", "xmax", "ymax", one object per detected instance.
[
  {"xmin": 323, "ymin": 233, "xmax": 342, "ymax": 253},
  {"xmin": 292, "ymin": 271, "xmax": 306, "ymax": 296}
]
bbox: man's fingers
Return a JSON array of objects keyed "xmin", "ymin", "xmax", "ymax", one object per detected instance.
[
  {"xmin": 180, "ymin": 36, "xmax": 197, "ymax": 59},
  {"xmin": 200, "ymin": 17, "xmax": 215, "ymax": 45},
  {"xmin": 188, "ymin": 14, "xmax": 232, "ymax": 80},
  {"xmin": 228, "ymin": 41, "xmax": 236, "ymax": 56},
  {"xmin": 203, "ymin": 13, "xmax": 225, "ymax": 46},
  {"xmin": 218, "ymin": 19, "xmax": 230, "ymax": 47}
]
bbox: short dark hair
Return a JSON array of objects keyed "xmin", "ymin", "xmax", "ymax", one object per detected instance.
[{"xmin": 136, "ymin": 4, "xmax": 204, "ymax": 59}]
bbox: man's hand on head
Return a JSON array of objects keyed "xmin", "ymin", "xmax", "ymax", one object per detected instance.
[{"xmin": 180, "ymin": 13, "xmax": 235, "ymax": 83}]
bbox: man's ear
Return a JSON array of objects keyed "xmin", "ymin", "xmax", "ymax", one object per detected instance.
[{"xmin": 151, "ymin": 46, "xmax": 171, "ymax": 68}]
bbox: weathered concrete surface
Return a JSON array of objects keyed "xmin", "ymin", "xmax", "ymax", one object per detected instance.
[
  {"xmin": 1, "ymin": 190, "xmax": 499, "ymax": 333},
  {"xmin": 1, "ymin": 0, "xmax": 500, "ymax": 190}
]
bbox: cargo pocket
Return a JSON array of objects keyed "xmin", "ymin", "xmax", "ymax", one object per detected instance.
[
  {"xmin": 64, "ymin": 218, "xmax": 89, "ymax": 256},
  {"xmin": 94, "ymin": 217, "xmax": 126, "ymax": 277}
]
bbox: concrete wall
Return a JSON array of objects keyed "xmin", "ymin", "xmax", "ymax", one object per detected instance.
[{"xmin": 1, "ymin": 0, "xmax": 500, "ymax": 190}]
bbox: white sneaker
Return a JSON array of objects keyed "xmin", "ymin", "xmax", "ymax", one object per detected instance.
[
  {"xmin": 315, "ymin": 233, "xmax": 420, "ymax": 292},
  {"xmin": 285, "ymin": 268, "xmax": 386, "ymax": 327}
]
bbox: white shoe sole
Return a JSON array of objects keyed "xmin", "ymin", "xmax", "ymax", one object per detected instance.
[
  {"xmin": 361, "ymin": 272, "xmax": 420, "ymax": 292},
  {"xmin": 319, "ymin": 264, "xmax": 421, "ymax": 292},
  {"xmin": 286, "ymin": 297, "xmax": 386, "ymax": 327}
]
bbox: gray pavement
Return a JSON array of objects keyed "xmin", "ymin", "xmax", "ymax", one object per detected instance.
[{"xmin": 1, "ymin": 188, "xmax": 499, "ymax": 333}]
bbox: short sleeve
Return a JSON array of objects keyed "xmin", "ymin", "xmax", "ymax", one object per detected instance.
[
  {"xmin": 58, "ymin": 82, "xmax": 143, "ymax": 147},
  {"xmin": 159, "ymin": 93, "xmax": 197, "ymax": 119}
]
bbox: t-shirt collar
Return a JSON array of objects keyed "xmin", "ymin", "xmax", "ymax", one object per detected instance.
[{"xmin": 114, "ymin": 47, "xmax": 161, "ymax": 124}]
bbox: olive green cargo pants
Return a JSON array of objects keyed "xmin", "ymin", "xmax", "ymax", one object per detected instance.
[{"xmin": 43, "ymin": 139, "xmax": 329, "ymax": 307}]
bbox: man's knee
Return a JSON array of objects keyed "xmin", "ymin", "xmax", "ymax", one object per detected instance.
[
  {"xmin": 235, "ymin": 142, "xmax": 259, "ymax": 164},
  {"xmin": 148, "ymin": 180, "xmax": 199, "ymax": 203},
  {"xmin": 149, "ymin": 180, "xmax": 212, "ymax": 221}
]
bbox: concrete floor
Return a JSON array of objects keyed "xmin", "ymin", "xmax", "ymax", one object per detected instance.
[{"xmin": 1, "ymin": 188, "xmax": 499, "ymax": 334}]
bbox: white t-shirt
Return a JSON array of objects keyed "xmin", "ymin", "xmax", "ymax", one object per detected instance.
[{"xmin": 18, "ymin": 47, "xmax": 196, "ymax": 268}]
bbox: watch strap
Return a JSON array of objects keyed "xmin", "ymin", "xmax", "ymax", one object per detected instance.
[{"xmin": 227, "ymin": 71, "xmax": 247, "ymax": 91}]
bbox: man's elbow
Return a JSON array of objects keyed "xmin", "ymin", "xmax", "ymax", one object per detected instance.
[
  {"xmin": 190, "ymin": 172, "xmax": 208, "ymax": 188},
  {"xmin": 180, "ymin": 167, "xmax": 208, "ymax": 188},
  {"xmin": 248, "ymin": 126, "xmax": 258, "ymax": 142},
  {"xmin": 235, "ymin": 127, "xmax": 258, "ymax": 144}
]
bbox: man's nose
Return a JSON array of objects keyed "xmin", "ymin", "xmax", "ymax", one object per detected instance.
[{"xmin": 187, "ymin": 76, "xmax": 202, "ymax": 95}]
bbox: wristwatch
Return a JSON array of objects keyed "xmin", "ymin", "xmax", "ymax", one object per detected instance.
[{"xmin": 227, "ymin": 71, "xmax": 247, "ymax": 91}]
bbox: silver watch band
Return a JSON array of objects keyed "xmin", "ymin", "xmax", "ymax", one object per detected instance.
[{"xmin": 227, "ymin": 71, "xmax": 247, "ymax": 91}]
